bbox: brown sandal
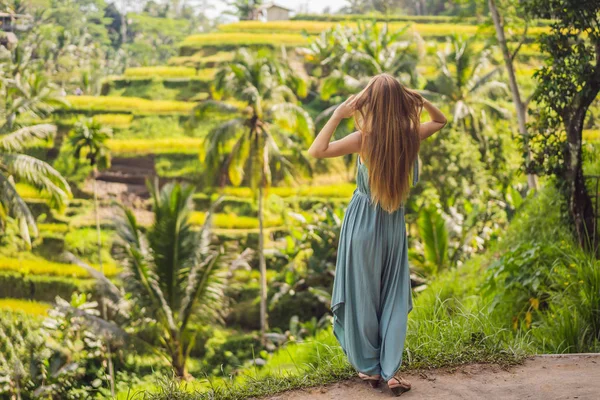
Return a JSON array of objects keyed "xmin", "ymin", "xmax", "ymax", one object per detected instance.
[
  {"xmin": 358, "ymin": 372, "xmax": 381, "ymax": 388},
  {"xmin": 387, "ymin": 374, "xmax": 411, "ymax": 396}
]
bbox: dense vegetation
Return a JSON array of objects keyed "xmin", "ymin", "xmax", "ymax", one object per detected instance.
[{"xmin": 0, "ymin": 0, "xmax": 599, "ymax": 399}]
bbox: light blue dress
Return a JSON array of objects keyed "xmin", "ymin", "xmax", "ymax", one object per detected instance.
[{"xmin": 331, "ymin": 155, "xmax": 418, "ymax": 381}]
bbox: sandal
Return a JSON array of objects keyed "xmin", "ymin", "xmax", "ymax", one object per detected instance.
[
  {"xmin": 358, "ymin": 372, "xmax": 381, "ymax": 388},
  {"xmin": 387, "ymin": 374, "xmax": 411, "ymax": 396}
]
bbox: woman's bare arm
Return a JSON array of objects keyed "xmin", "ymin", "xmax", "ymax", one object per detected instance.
[
  {"xmin": 419, "ymin": 99, "xmax": 447, "ymax": 140},
  {"xmin": 308, "ymin": 95, "xmax": 361, "ymax": 159}
]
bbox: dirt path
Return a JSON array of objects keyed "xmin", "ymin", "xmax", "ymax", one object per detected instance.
[{"xmin": 267, "ymin": 354, "xmax": 600, "ymax": 400}]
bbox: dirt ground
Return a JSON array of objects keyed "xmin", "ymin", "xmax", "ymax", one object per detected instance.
[{"xmin": 266, "ymin": 354, "xmax": 600, "ymax": 400}]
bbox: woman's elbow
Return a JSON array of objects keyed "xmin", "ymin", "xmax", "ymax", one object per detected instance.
[{"xmin": 308, "ymin": 147, "xmax": 324, "ymax": 158}]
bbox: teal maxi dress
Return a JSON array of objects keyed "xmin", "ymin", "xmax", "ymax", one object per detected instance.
[{"xmin": 331, "ymin": 155, "xmax": 418, "ymax": 382}]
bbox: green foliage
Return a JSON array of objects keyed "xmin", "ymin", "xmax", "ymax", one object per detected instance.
[
  {"xmin": 417, "ymin": 205, "xmax": 449, "ymax": 274},
  {"xmin": 0, "ymin": 272, "xmax": 94, "ymax": 302},
  {"xmin": 0, "ymin": 294, "xmax": 111, "ymax": 399},
  {"xmin": 69, "ymin": 118, "xmax": 112, "ymax": 169}
]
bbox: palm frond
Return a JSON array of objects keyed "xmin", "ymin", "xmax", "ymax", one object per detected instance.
[
  {"xmin": 1, "ymin": 153, "xmax": 71, "ymax": 209},
  {"xmin": 268, "ymin": 102, "xmax": 315, "ymax": 145},
  {"xmin": 189, "ymin": 100, "xmax": 240, "ymax": 128},
  {"xmin": 0, "ymin": 124, "xmax": 56, "ymax": 152},
  {"xmin": 0, "ymin": 173, "xmax": 36, "ymax": 246},
  {"xmin": 61, "ymin": 252, "xmax": 125, "ymax": 309}
]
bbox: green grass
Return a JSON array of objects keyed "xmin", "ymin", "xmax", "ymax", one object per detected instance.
[
  {"xmin": 0, "ymin": 255, "xmax": 119, "ymax": 278},
  {"xmin": 0, "ymin": 298, "xmax": 50, "ymax": 317},
  {"xmin": 216, "ymin": 21, "xmax": 548, "ymax": 38},
  {"xmin": 123, "ymin": 67, "xmax": 217, "ymax": 79},
  {"xmin": 179, "ymin": 32, "xmax": 308, "ymax": 52},
  {"xmin": 129, "ymin": 256, "xmax": 530, "ymax": 399},
  {"xmin": 65, "ymin": 95, "xmax": 195, "ymax": 115},
  {"xmin": 190, "ymin": 212, "xmax": 283, "ymax": 229},
  {"xmin": 108, "ymin": 138, "xmax": 204, "ymax": 155},
  {"xmin": 168, "ymin": 51, "xmax": 234, "ymax": 67}
]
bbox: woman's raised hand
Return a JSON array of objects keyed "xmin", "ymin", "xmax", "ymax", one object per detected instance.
[{"xmin": 333, "ymin": 95, "xmax": 358, "ymax": 119}]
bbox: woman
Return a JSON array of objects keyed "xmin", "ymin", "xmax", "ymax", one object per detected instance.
[{"xmin": 308, "ymin": 74, "xmax": 447, "ymax": 396}]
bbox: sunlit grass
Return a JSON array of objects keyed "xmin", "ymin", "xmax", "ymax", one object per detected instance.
[
  {"xmin": 66, "ymin": 95, "xmax": 195, "ymax": 115},
  {"xmin": 107, "ymin": 138, "xmax": 204, "ymax": 155},
  {"xmin": 216, "ymin": 21, "xmax": 549, "ymax": 37},
  {"xmin": 0, "ymin": 299, "xmax": 50, "ymax": 317},
  {"xmin": 190, "ymin": 211, "xmax": 283, "ymax": 229},
  {"xmin": 92, "ymin": 113, "xmax": 134, "ymax": 127},
  {"xmin": 0, "ymin": 256, "xmax": 120, "ymax": 278},
  {"xmin": 584, "ymin": 129, "xmax": 600, "ymax": 142},
  {"xmin": 179, "ymin": 32, "xmax": 309, "ymax": 50},
  {"xmin": 123, "ymin": 66, "xmax": 217, "ymax": 79},
  {"xmin": 221, "ymin": 183, "xmax": 356, "ymax": 199}
]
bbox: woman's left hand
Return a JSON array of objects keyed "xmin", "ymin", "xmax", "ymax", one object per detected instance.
[{"xmin": 333, "ymin": 95, "xmax": 357, "ymax": 119}]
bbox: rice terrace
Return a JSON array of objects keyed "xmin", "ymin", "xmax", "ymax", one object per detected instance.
[{"xmin": 0, "ymin": 0, "xmax": 599, "ymax": 399}]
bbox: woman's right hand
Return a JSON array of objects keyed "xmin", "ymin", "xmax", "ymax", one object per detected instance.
[{"xmin": 333, "ymin": 95, "xmax": 357, "ymax": 119}]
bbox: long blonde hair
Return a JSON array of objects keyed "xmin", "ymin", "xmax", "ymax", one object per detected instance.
[{"xmin": 354, "ymin": 74, "xmax": 423, "ymax": 213}]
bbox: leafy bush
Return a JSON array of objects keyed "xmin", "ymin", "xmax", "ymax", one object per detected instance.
[{"xmin": 0, "ymin": 295, "xmax": 113, "ymax": 399}]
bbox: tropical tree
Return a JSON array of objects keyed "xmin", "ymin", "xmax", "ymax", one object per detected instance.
[
  {"xmin": 117, "ymin": 181, "xmax": 237, "ymax": 377},
  {"xmin": 225, "ymin": 0, "xmax": 263, "ymax": 20},
  {"xmin": 191, "ymin": 48, "xmax": 314, "ymax": 341},
  {"xmin": 68, "ymin": 117, "xmax": 114, "ymax": 393},
  {"xmin": 423, "ymin": 35, "xmax": 509, "ymax": 155},
  {"xmin": 317, "ymin": 21, "xmax": 424, "ymax": 103},
  {"xmin": 66, "ymin": 181, "xmax": 247, "ymax": 378},
  {"xmin": 524, "ymin": 0, "xmax": 600, "ymax": 252},
  {"xmin": 69, "ymin": 118, "xmax": 112, "ymax": 267},
  {"xmin": 0, "ymin": 54, "xmax": 71, "ymax": 246}
]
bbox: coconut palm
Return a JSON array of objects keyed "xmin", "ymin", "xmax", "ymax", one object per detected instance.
[
  {"xmin": 318, "ymin": 21, "xmax": 424, "ymax": 102},
  {"xmin": 63, "ymin": 181, "xmax": 246, "ymax": 378},
  {"xmin": 0, "ymin": 125, "xmax": 71, "ymax": 246},
  {"xmin": 117, "ymin": 181, "xmax": 237, "ymax": 377},
  {"xmin": 0, "ymin": 66, "xmax": 71, "ymax": 247},
  {"xmin": 69, "ymin": 118, "xmax": 112, "ymax": 265},
  {"xmin": 191, "ymin": 48, "xmax": 314, "ymax": 341},
  {"xmin": 423, "ymin": 35, "xmax": 509, "ymax": 152}
]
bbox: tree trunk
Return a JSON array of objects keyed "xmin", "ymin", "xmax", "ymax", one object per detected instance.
[
  {"xmin": 93, "ymin": 169, "xmax": 115, "ymax": 397},
  {"xmin": 171, "ymin": 339, "xmax": 187, "ymax": 378},
  {"xmin": 564, "ymin": 109, "xmax": 597, "ymax": 252},
  {"xmin": 258, "ymin": 183, "xmax": 268, "ymax": 343},
  {"xmin": 488, "ymin": 0, "xmax": 538, "ymax": 191}
]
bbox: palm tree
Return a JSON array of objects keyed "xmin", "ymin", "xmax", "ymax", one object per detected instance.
[
  {"xmin": 64, "ymin": 181, "xmax": 246, "ymax": 378},
  {"xmin": 0, "ymin": 125, "xmax": 71, "ymax": 246},
  {"xmin": 0, "ymin": 65, "xmax": 71, "ymax": 247},
  {"xmin": 68, "ymin": 117, "xmax": 113, "ymax": 392},
  {"xmin": 191, "ymin": 48, "xmax": 314, "ymax": 341},
  {"xmin": 317, "ymin": 21, "xmax": 424, "ymax": 102},
  {"xmin": 423, "ymin": 35, "xmax": 509, "ymax": 154},
  {"xmin": 116, "ymin": 181, "xmax": 234, "ymax": 377},
  {"xmin": 69, "ymin": 118, "xmax": 111, "ymax": 267}
]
